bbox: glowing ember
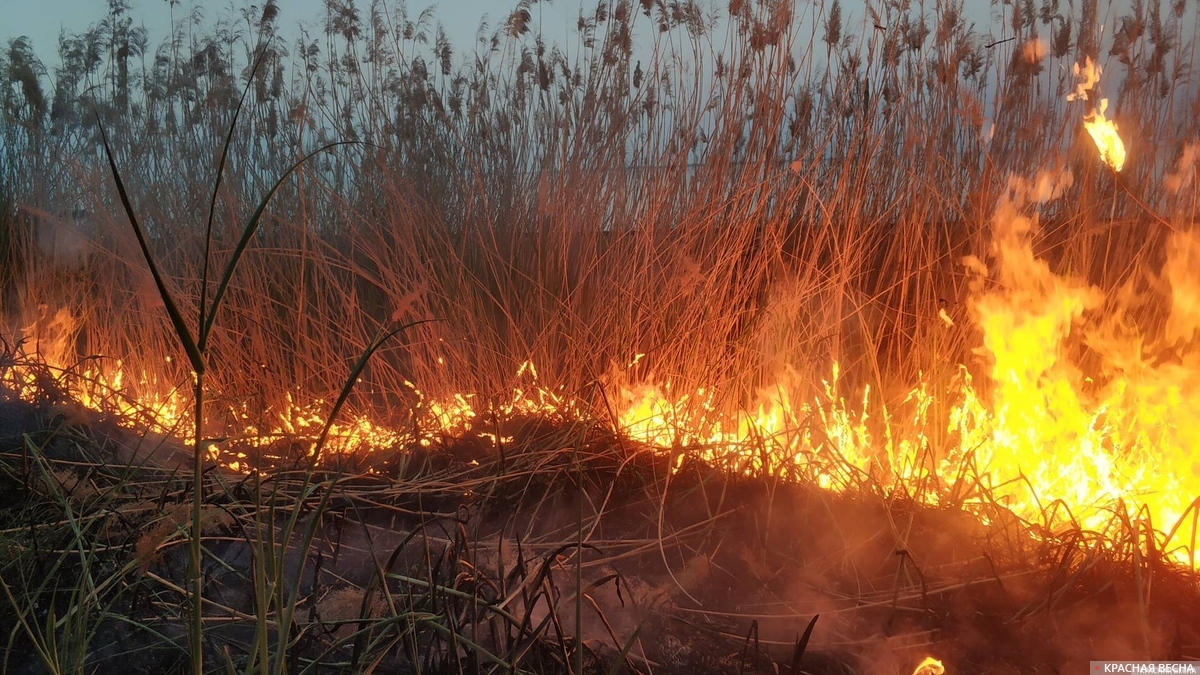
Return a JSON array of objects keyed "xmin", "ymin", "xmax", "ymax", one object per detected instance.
[{"xmin": 1069, "ymin": 58, "xmax": 1126, "ymax": 171}]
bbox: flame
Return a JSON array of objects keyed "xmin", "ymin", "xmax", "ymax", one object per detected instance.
[
  {"xmin": 1069, "ymin": 58, "xmax": 1126, "ymax": 171},
  {"xmin": 912, "ymin": 656, "xmax": 945, "ymax": 675},
  {"xmin": 1083, "ymin": 99, "xmax": 1126, "ymax": 171},
  {"xmin": 5, "ymin": 150, "xmax": 1200, "ymax": 570}
]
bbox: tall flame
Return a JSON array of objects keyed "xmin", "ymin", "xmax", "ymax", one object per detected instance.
[
  {"xmin": 1083, "ymin": 98, "xmax": 1126, "ymax": 171},
  {"xmin": 1069, "ymin": 58, "xmax": 1126, "ymax": 171}
]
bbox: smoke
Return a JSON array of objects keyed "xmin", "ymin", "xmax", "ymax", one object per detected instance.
[
  {"xmin": 1068, "ymin": 58, "xmax": 1102, "ymax": 104},
  {"xmin": 1164, "ymin": 142, "xmax": 1199, "ymax": 194},
  {"xmin": 35, "ymin": 212, "xmax": 92, "ymax": 269},
  {"xmin": 1020, "ymin": 37, "xmax": 1047, "ymax": 65}
]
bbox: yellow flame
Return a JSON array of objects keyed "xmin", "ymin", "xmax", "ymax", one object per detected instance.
[
  {"xmin": 1083, "ymin": 99, "xmax": 1126, "ymax": 171},
  {"xmin": 6, "ymin": 161, "xmax": 1200, "ymax": 569},
  {"xmin": 912, "ymin": 656, "xmax": 945, "ymax": 675},
  {"xmin": 1068, "ymin": 58, "xmax": 1126, "ymax": 171}
]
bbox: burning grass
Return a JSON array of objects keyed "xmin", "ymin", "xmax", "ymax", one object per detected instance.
[
  {"xmin": 3, "ymin": 0, "xmax": 1200, "ymax": 672},
  {"xmin": 4, "ymin": 354, "xmax": 1200, "ymax": 674}
]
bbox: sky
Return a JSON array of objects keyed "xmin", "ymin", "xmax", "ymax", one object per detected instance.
[
  {"xmin": 0, "ymin": 0, "xmax": 1145, "ymax": 74},
  {"xmin": 4, "ymin": 0, "xmax": 580, "ymax": 65},
  {"xmin": 0, "ymin": 0, "xmax": 994, "ymax": 66}
]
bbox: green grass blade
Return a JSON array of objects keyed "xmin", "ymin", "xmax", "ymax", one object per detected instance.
[
  {"xmin": 604, "ymin": 624, "xmax": 642, "ymax": 675},
  {"xmin": 788, "ymin": 614, "xmax": 819, "ymax": 675},
  {"xmin": 199, "ymin": 141, "xmax": 359, "ymax": 349},
  {"xmin": 198, "ymin": 46, "xmax": 272, "ymax": 342},
  {"xmin": 307, "ymin": 319, "xmax": 434, "ymax": 467},
  {"xmin": 95, "ymin": 116, "xmax": 204, "ymax": 376}
]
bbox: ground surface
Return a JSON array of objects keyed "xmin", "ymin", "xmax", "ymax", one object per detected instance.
[{"xmin": 2, "ymin": 381, "xmax": 1199, "ymax": 674}]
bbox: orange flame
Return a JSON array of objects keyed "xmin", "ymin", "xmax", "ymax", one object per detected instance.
[
  {"xmin": 1069, "ymin": 58, "xmax": 1126, "ymax": 171},
  {"xmin": 7, "ymin": 158, "xmax": 1200, "ymax": 570},
  {"xmin": 1083, "ymin": 99, "xmax": 1126, "ymax": 171}
]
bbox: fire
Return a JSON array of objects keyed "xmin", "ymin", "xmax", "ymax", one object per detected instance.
[
  {"xmin": 4, "ymin": 122, "xmax": 1199, "ymax": 570},
  {"xmin": 1083, "ymin": 99, "xmax": 1125, "ymax": 171},
  {"xmin": 9, "ymin": 184, "xmax": 1200, "ymax": 560},
  {"xmin": 1069, "ymin": 58, "xmax": 1126, "ymax": 171},
  {"xmin": 912, "ymin": 656, "xmax": 945, "ymax": 675},
  {"xmin": 952, "ymin": 171, "xmax": 1200, "ymax": 559}
]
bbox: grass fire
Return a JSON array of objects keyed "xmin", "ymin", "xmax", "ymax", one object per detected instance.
[{"xmin": 2, "ymin": 0, "xmax": 1199, "ymax": 673}]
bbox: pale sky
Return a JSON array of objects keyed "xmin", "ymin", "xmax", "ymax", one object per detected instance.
[
  {"xmin": 0, "ymin": 0, "xmax": 1143, "ymax": 73},
  {"xmin": 0, "ymin": 0, "xmax": 981, "ymax": 59},
  {"xmin": 5, "ymin": 0, "xmax": 579, "ymax": 65}
]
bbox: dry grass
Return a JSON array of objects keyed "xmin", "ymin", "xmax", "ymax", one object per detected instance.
[{"xmin": 10, "ymin": 0, "xmax": 1197, "ymax": 418}]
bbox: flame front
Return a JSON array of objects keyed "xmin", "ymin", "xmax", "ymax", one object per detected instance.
[{"xmin": 6, "ymin": 135, "xmax": 1200, "ymax": 571}]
